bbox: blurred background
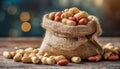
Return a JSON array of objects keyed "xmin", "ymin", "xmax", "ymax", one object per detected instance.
[{"xmin": 0, "ymin": 0, "xmax": 120, "ymax": 37}]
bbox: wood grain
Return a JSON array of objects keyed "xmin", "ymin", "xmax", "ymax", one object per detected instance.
[{"xmin": 0, "ymin": 37, "xmax": 120, "ymax": 69}]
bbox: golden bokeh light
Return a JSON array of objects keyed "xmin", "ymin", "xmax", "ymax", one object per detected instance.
[
  {"xmin": 20, "ymin": 12, "xmax": 31, "ymax": 21},
  {"xmin": 21, "ymin": 22, "xmax": 31, "ymax": 32},
  {"xmin": 7, "ymin": 6, "xmax": 17, "ymax": 15},
  {"xmin": 94, "ymin": 0, "xmax": 103, "ymax": 7}
]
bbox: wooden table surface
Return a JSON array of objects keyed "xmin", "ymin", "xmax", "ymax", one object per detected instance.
[{"xmin": 0, "ymin": 37, "xmax": 120, "ymax": 69}]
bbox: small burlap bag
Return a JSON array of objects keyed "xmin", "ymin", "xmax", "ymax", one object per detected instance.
[{"xmin": 38, "ymin": 14, "xmax": 103, "ymax": 59}]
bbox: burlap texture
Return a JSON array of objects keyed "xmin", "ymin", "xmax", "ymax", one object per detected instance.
[{"xmin": 38, "ymin": 14, "xmax": 103, "ymax": 59}]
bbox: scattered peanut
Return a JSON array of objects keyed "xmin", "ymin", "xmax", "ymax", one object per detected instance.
[
  {"xmin": 3, "ymin": 51, "xmax": 12, "ymax": 59},
  {"xmin": 71, "ymin": 57, "xmax": 81, "ymax": 63}
]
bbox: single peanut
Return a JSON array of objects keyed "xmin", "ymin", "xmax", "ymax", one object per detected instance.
[
  {"xmin": 43, "ymin": 52, "xmax": 50, "ymax": 57},
  {"xmin": 29, "ymin": 53, "xmax": 36, "ymax": 58},
  {"xmin": 38, "ymin": 55, "xmax": 43, "ymax": 62},
  {"xmin": 31, "ymin": 56, "xmax": 40, "ymax": 64},
  {"xmin": 78, "ymin": 18, "xmax": 88, "ymax": 25},
  {"xmin": 112, "ymin": 47, "xmax": 119, "ymax": 54},
  {"xmin": 64, "ymin": 9, "xmax": 69, "ymax": 12},
  {"xmin": 16, "ymin": 49, "xmax": 25, "ymax": 55},
  {"xmin": 3, "ymin": 51, "xmax": 12, "ymax": 59},
  {"xmin": 103, "ymin": 52, "xmax": 112, "ymax": 59},
  {"xmin": 108, "ymin": 54, "xmax": 119, "ymax": 61},
  {"xmin": 69, "ymin": 7, "xmax": 80, "ymax": 14},
  {"xmin": 62, "ymin": 18, "xmax": 68, "ymax": 24},
  {"xmin": 96, "ymin": 54, "xmax": 102, "ymax": 61},
  {"xmin": 88, "ymin": 54, "xmax": 101, "ymax": 62},
  {"xmin": 37, "ymin": 48, "xmax": 40, "ymax": 51},
  {"xmin": 57, "ymin": 59, "xmax": 69, "ymax": 66},
  {"xmin": 66, "ymin": 20, "xmax": 76, "ymax": 26},
  {"xmin": 74, "ymin": 11, "xmax": 88, "ymax": 20},
  {"xmin": 62, "ymin": 18, "xmax": 76, "ymax": 26},
  {"xmin": 13, "ymin": 53, "xmax": 22, "ymax": 62},
  {"xmin": 54, "ymin": 16, "xmax": 62, "ymax": 22},
  {"xmin": 61, "ymin": 12, "xmax": 73, "ymax": 18},
  {"xmin": 88, "ymin": 56, "xmax": 97, "ymax": 62},
  {"xmin": 49, "ymin": 12, "xmax": 56, "ymax": 20},
  {"xmin": 10, "ymin": 51, "xmax": 16, "ymax": 58},
  {"xmin": 54, "ymin": 55, "xmax": 66, "ymax": 62},
  {"xmin": 25, "ymin": 47, "xmax": 34, "ymax": 53},
  {"xmin": 46, "ymin": 58, "xmax": 56, "ymax": 65},
  {"xmin": 49, "ymin": 56, "xmax": 56, "ymax": 59},
  {"xmin": 103, "ymin": 43, "xmax": 114, "ymax": 50},
  {"xmin": 23, "ymin": 52, "xmax": 30, "ymax": 57},
  {"xmin": 68, "ymin": 17, "xmax": 76, "ymax": 21},
  {"xmin": 88, "ymin": 15, "xmax": 93, "ymax": 21},
  {"xmin": 55, "ymin": 12, "xmax": 63, "ymax": 17},
  {"xmin": 22, "ymin": 56, "xmax": 32, "ymax": 63},
  {"xmin": 71, "ymin": 57, "xmax": 81, "ymax": 63},
  {"xmin": 41, "ymin": 57, "xmax": 48, "ymax": 64},
  {"xmin": 32, "ymin": 49, "xmax": 39, "ymax": 53}
]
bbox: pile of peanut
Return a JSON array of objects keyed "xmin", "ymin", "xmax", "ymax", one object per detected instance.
[
  {"xmin": 3, "ymin": 43, "xmax": 120, "ymax": 66},
  {"xmin": 3, "ymin": 47, "xmax": 81, "ymax": 66},
  {"xmin": 87, "ymin": 43, "xmax": 120, "ymax": 62},
  {"xmin": 48, "ymin": 7, "xmax": 92, "ymax": 26},
  {"xmin": 102, "ymin": 43, "xmax": 120, "ymax": 61}
]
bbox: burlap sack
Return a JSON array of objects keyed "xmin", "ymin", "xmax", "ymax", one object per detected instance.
[{"xmin": 38, "ymin": 14, "xmax": 103, "ymax": 59}]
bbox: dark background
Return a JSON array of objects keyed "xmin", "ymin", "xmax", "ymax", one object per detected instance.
[{"xmin": 0, "ymin": 0, "xmax": 120, "ymax": 37}]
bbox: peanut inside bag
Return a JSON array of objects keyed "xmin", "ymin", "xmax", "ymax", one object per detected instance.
[{"xmin": 38, "ymin": 7, "xmax": 103, "ymax": 59}]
